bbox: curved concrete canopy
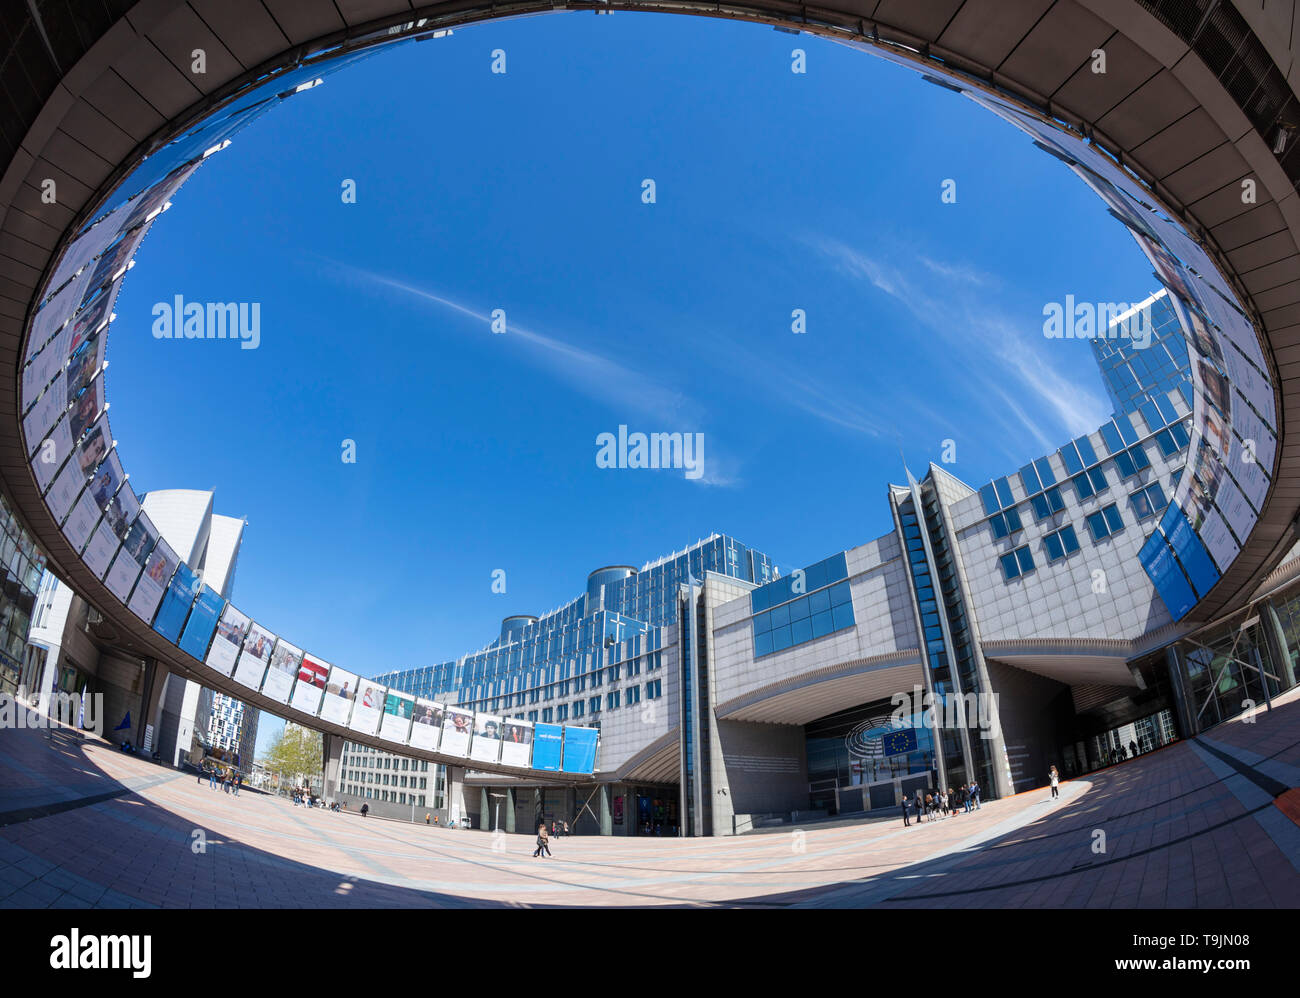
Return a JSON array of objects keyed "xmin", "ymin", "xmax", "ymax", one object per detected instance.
[{"xmin": 1, "ymin": 1, "xmax": 1299, "ymax": 766}]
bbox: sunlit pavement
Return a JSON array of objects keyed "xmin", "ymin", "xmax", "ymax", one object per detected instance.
[{"xmin": 1, "ymin": 692, "xmax": 1297, "ymax": 908}]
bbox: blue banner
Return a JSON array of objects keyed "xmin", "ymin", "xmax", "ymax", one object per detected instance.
[
  {"xmin": 561, "ymin": 726, "xmax": 599, "ymax": 774},
  {"xmin": 532, "ymin": 723, "xmax": 563, "ymax": 771},
  {"xmin": 153, "ymin": 564, "xmax": 198, "ymax": 643},
  {"xmin": 179, "ymin": 585, "xmax": 225, "ymax": 661},
  {"xmin": 882, "ymin": 728, "xmax": 918, "ymax": 756},
  {"xmin": 1139, "ymin": 530, "xmax": 1196, "ymax": 621},
  {"xmin": 1161, "ymin": 504, "xmax": 1221, "ymax": 598}
]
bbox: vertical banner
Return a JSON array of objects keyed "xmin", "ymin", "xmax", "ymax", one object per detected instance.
[
  {"xmin": 261, "ymin": 639, "xmax": 303, "ymax": 704},
  {"xmin": 128, "ymin": 540, "xmax": 177, "ymax": 625},
  {"xmin": 348, "ymin": 681, "xmax": 384, "ymax": 735},
  {"xmin": 318, "ymin": 665, "xmax": 357, "ymax": 725},
  {"xmin": 499, "ymin": 719, "xmax": 533, "ymax": 768},
  {"xmin": 152, "ymin": 562, "xmax": 198, "ymax": 642},
  {"xmin": 233, "ymin": 621, "xmax": 274, "ymax": 691},
  {"xmin": 179, "ymin": 586, "xmax": 225, "ymax": 661},
  {"xmin": 532, "ymin": 723, "xmax": 563, "ymax": 772},
  {"xmin": 291, "ymin": 653, "xmax": 329, "ymax": 714},
  {"xmin": 469, "ymin": 713, "xmax": 504, "ymax": 764},
  {"xmin": 381, "ymin": 690, "xmax": 415, "ymax": 744},
  {"xmin": 408, "ymin": 699, "xmax": 444, "ymax": 751},
  {"xmin": 440, "ymin": 707, "xmax": 473, "ymax": 758},
  {"xmin": 561, "ymin": 726, "xmax": 599, "ymax": 774},
  {"xmin": 206, "ymin": 605, "xmax": 250, "ymax": 677}
]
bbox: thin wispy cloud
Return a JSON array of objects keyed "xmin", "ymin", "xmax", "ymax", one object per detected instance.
[
  {"xmin": 322, "ymin": 260, "xmax": 742, "ymax": 487},
  {"xmin": 809, "ymin": 237, "xmax": 1110, "ymax": 446}
]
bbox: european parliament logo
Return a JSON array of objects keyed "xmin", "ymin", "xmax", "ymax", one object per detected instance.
[{"xmin": 882, "ymin": 728, "xmax": 918, "ymax": 757}]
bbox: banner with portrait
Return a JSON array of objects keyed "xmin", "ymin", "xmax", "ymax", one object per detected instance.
[
  {"xmin": 206, "ymin": 604, "xmax": 251, "ymax": 677},
  {"xmin": 261, "ymin": 639, "xmax": 303, "ymax": 704},
  {"xmin": 380, "ymin": 690, "xmax": 415, "ymax": 744},
  {"xmin": 233, "ymin": 620, "xmax": 274, "ymax": 690},
  {"xmin": 499, "ymin": 719, "xmax": 533, "ymax": 768},
  {"xmin": 128, "ymin": 539, "xmax": 177, "ymax": 625},
  {"xmin": 440, "ymin": 707, "xmax": 473, "ymax": 758},
  {"xmin": 290, "ymin": 651, "xmax": 328, "ymax": 714},
  {"xmin": 469, "ymin": 713, "xmax": 504, "ymax": 764},
  {"xmin": 408, "ymin": 699, "xmax": 444, "ymax": 751},
  {"xmin": 348, "ymin": 681, "xmax": 385, "ymax": 735},
  {"xmin": 318, "ymin": 665, "xmax": 357, "ymax": 725}
]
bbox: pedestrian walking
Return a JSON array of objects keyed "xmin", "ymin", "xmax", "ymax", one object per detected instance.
[
  {"xmin": 963, "ymin": 783, "xmax": 973, "ymax": 813},
  {"xmin": 534, "ymin": 822, "xmax": 551, "ymax": 858},
  {"xmin": 901, "ymin": 794, "xmax": 912, "ymax": 828},
  {"xmin": 425, "ymin": 813, "xmax": 431, "ymax": 825},
  {"xmin": 563, "ymin": 821, "xmax": 569, "ymax": 836},
  {"xmin": 971, "ymin": 780, "xmax": 981, "ymax": 809},
  {"xmin": 914, "ymin": 790, "xmax": 924, "ymax": 827},
  {"xmin": 1049, "ymin": 765, "xmax": 1060, "ymax": 800},
  {"xmin": 360, "ymin": 803, "xmax": 369, "ymax": 818}
]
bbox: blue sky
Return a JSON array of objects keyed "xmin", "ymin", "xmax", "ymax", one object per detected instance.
[{"xmin": 103, "ymin": 12, "xmax": 1151, "ymax": 747}]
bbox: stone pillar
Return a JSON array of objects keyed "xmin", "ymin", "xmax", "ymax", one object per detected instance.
[
  {"xmin": 322, "ymin": 733, "xmax": 345, "ymax": 803},
  {"xmin": 446, "ymin": 766, "xmax": 465, "ymax": 825},
  {"xmin": 599, "ymin": 784, "xmax": 612, "ymax": 836},
  {"xmin": 135, "ymin": 657, "xmax": 168, "ymax": 752},
  {"xmin": 480, "ymin": 787, "xmax": 490, "ymax": 830},
  {"xmin": 505, "ymin": 788, "xmax": 516, "ymax": 833}
]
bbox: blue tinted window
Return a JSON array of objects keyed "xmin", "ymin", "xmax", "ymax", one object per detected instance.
[
  {"xmin": 1103, "ymin": 504, "xmax": 1123, "ymax": 533},
  {"xmin": 1129, "ymin": 444, "xmax": 1150, "ymax": 472},
  {"xmin": 1000, "ymin": 552, "xmax": 1021, "ymax": 581},
  {"xmin": 1115, "ymin": 413, "xmax": 1139, "ymax": 445},
  {"xmin": 1114, "ymin": 451, "xmax": 1137, "ymax": 478},
  {"xmin": 1044, "ymin": 532, "xmax": 1064, "ymax": 562},
  {"xmin": 1015, "ymin": 547, "xmax": 1034, "ymax": 574},
  {"xmin": 1148, "ymin": 483, "xmax": 1168, "ymax": 511},
  {"xmin": 980, "ymin": 484, "xmax": 1000, "ymax": 515},
  {"xmin": 1030, "ymin": 493, "xmax": 1051, "ymax": 520},
  {"xmin": 770, "ymin": 603, "xmax": 790, "ymax": 628},
  {"xmin": 1004, "ymin": 506, "xmax": 1022, "ymax": 533},
  {"xmin": 788, "ymin": 596, "xmax": 810, "ymax": 621},
  {"xmin": 991, "ymin": 515, "xmax": 1009, "ymax": 540},
  {"xmin": 754, "ymin": 611, "xmax": 772, "ymax": 634},
  {"xmin": 1034, "ymin": 457, "xmax": 1057, "ymax": 487},
  {"xmin": 1046, "ymin": 487, "xmax": 1064, "ymax": 513},
  {"xmin": 811, "ymin": 610, "xmax": 834, "ymax": 638},
  {"xmin": 1154, "ymin": 429, "xmax": 1177, "ymax": 457},
  {"xmin": 791, "ymin": 617, "xmax": 813, "ymax": 644},
  {"xmin": 1019, "ymin": 464, "xmax": 1041, "ymax": 495},
  {"xmin": 805, "ymin": 560, "xmax": 828, "ymax": 593},
  {"xmin": 771, "ymin": 625, "xmax": 792, "ymax": 652},
  {"xmin": 831, "ymin": 603, "xmax": 855, "ymax": 631},
  {"xmin": 1139, "ymin": 400, "xmax": 1165, "ymax": 431},
  {"xmin": 1074, "ymin": 435, "xmax": 1099, "ymax": 467},
  {"xmin": 1088, "ymin": 466, "xmax": 1108, "ymax": 492},
  {"xmin": 829, "ymin": 581, "xmax": 852, "ymax": 607},
  {"xmin": 754, "ymin": 631, "xmax": 773, "ymax": 656},
  {"xmin": 1073, "ymin": 472, "xmax": 1095, "ymax": 500},
  {"xmin": 1100, "ymin": 421, "xmax": 1124, "ymax": 455},
  {"xmin": 1171, "ymin": 421, "xmax": 1190, "ymax": 448},
  {"xmin": 1086, "ymin": 511, "xmax": 1108, "ymax": 541},
  {"xmin": 1154, "ymin": 394, "xmax": 1178, "ymax": 424},
  {"xmin": 808, "ymin": 587, "xmax": 831, "ymax": 615},
  {"xmin": 1179, "ymin": 382, "xmax": 1195, "ymax": 411},
  {"xmin": 994, "ymin": 477, "xmax": 1014, "ymax": 508},
  {"xmin": 1059, "ymin": 443, "xmax": 1083, "ymax": 476},
  {"xmin": 1130, "ymin": 490, "xmax": 1154, "ymax": 521},
  {"xmin": 1060, "ymin": 525, "xmax": 1080, "ymax": 554}
]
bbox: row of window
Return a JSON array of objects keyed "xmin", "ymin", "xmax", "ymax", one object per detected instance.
[
  {"xmin": 999, "ymin": 503, "xmax": 1130, "ymax": 582},
  {"xmin": 470, "ymin": 678, "xmax": 665, "ymax": 724},
  {"xmin": 346, "ymin": 754, "xmax": 430, "ymax": 771},
  {"xmin": 344, "ymin": 788, "xmax": 429, "ymax": 805},
  {"xmin": 346, "ymin": 771, "xmax": 429, "ymax": 789},
  {"xmin": 752, "ymin": 580, "xmax": 856, "ymax": 657}
]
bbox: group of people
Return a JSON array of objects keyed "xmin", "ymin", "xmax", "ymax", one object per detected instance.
[
  {"xmin": 198, "ymin": 767, "xmax": 242, "ymax": 796},
  {"xmin": 901, "ymin": 780, "xmax": 981, "ymax": 827}
]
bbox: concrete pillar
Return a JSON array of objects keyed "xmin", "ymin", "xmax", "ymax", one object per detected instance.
[
  {"xmin": 480, "ymin": 787, "xmax": 490, "ymax": 830},
  {"xmin": 322, "ymin": 733, "xmax": 345, "ymax": 803},
  {"xmin": 505, "ymin": 788, "xmax": 516, "ymax": 833},
  {"xmin": 446, "ymin": 766, "xmax": 465, "ymax": 825},
  {"xmin": 599, "ymin": 784, "xmax": 612, "ymax": 836},
  {"xmin": 135, "ymin": 657, "xmax": 168, "ymax": 752}
]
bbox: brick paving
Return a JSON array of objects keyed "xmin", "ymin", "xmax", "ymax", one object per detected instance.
[{"xmin": 0, "ymin": 693, "xmax": 1297, "ymax": 908}]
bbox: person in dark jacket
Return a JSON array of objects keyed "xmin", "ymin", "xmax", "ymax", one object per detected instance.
[
  {"xmin": 534, "ymin": 822, "xmax": 552, "ymax": 858},
  {"xmin": 901, "ymin": 794, "xmax": 912, "ymax": 827}
]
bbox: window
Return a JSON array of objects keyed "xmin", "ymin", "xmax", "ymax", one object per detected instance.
[
  {"xmin": 1129, "ymin": 483, "xmax": 1169, "ymax": 521},
  {"xmin": 999, "ymin": 545, "xmax": 1035, "ymax": 581},
  {"xmin": 1086, "ymin": 503, "xmax": 1124, "ymax": 541},
  {"xmin": 1113, "ymin": 444, "xmax": 1150, "ymax": 479},
  {"xmin": 589, "ymin": 696, "xmax": 601, "ymax": 714},
  {"xmin": 1042, "ymin": 525, "xmax": 1080, "ymax": 562},
  {"xmin": 627, "ymin": 685, "xmax": 641, "ymax": 705},
  {"xmin": 1030, "ymin": 486, "xmax": 1065, "ymax": 520},
  {"xmin": 989, "ymin": 506, "xmax": 1023, "ymax": 539}
]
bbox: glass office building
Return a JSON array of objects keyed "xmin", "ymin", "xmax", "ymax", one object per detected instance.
[
  {"xmin": 1091, "ymin": 290, "xmax": 1194, "ymax": 418},
  {"xmin": 0, "ymin": 492, "xmax": 48, "ymax": 697}
]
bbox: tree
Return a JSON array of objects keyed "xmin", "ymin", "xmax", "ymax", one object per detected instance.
[{"xmin": 260, "ymin": 722, "xmax": 322, "ymax": 786}]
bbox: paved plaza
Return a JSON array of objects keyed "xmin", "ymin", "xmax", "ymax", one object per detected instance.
[{"xmin": 1, "ymin": 690, "xmax": 1297, "ymax": 909}]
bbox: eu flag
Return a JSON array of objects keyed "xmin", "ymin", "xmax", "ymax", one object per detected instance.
[{"xmin": 883, "ymin": 728, "xmax": 917, "ymax": 756}]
